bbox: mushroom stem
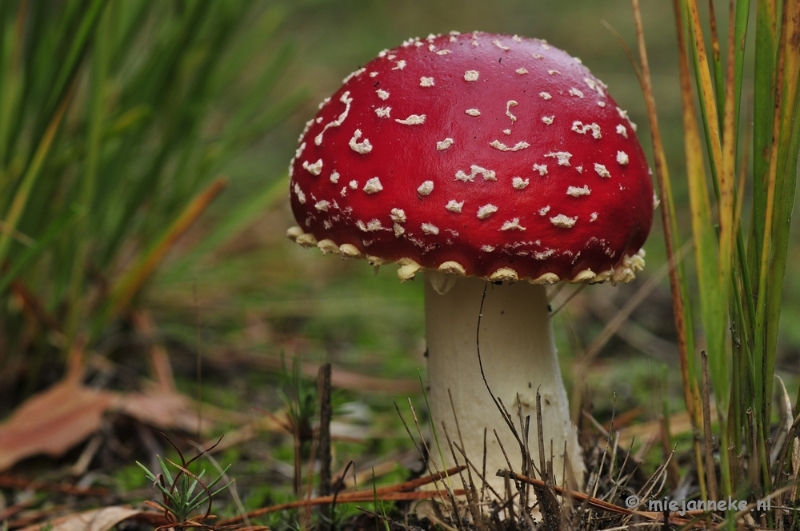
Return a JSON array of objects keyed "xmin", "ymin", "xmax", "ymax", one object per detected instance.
[{"xmin": 424, "ymin": 272, "xmax": 585, "ymax": 493}]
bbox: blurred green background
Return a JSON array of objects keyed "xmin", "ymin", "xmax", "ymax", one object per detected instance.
[{"xmin": 2, "ymin": 0, "xmax": 799, "ymax": 492}]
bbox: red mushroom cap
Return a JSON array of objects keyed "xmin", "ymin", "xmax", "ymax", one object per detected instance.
[{"xmin": 288, "ymin": 31, "xmax": 654, "ymax": 283}]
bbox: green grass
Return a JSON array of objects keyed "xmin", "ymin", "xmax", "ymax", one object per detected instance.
[
  {"xmin": 634, "ymin": 0, "xmax": 800, "ymax": 511},
  {"xmin": 0, "ymin": 0, "xmax": 305, "ymax": 392}
]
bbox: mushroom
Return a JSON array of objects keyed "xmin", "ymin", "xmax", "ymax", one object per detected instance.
[{"xmin": 287, "ymin": 31, "xmax": 653, "ymax": 492}]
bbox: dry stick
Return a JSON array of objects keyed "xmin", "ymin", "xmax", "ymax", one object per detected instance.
[
  {"xmin": 441, "ymin": 422, "xmax": 483, "ymax": 531},
  {"xmin": 536, "ymin": 390, "xmax": 548, "ymax": 485},
  {"xmin": 498, "ymin": 470, "xmax": 698, "ymax": 527},
  {"xmin": 446, "ymin": 390, "xmax": 487, "ymax": 531},
  {"xmin": 391, "ymin": 402, "xmax": 458, "ymax": 519},
  {"xmin": 582, "ymin": 414, "xmax": 609, "ymax": 529},
  {"xmin": 700, "ymin": 351, "xmax": 719, "ymax": 501},
  {"xmin": 533, "ymin": 389, "xmax": 563, "ymax": 531},
  {"xmin": 221, "ymin": 490, "xmax": 470, "ymax": 524},
  {"xmin": 0, "ymin": 500, "xmax": 35, "ymax": 523},
  {"xmin": 217, "ymin": 466, "xmax": 467, "ymax": 526},
  {"xmin": 605, "ymin": 396, "xmax": 621, "ymax": 492},
  {"xmin": 559, "ymin": 440, "xmax": 576, "ymax": 530},
  {"xmin": 516, "ymin": 403, "xmax": 538, "ymax": 531},
  {"xmin": 451, "ymin": 440, "xmax": 502, "ymax": 501},
  {"xmin": 773, "ymin": 412, "xmax": 800, "ymax": 488},
  {"xmin": 628, "ymin": 442, "xmax": 663, "ymax": 500},
  {"xmin": 0, "ymin": 476, "xmax": 108, "ymax": 497},
  {"xmin": 393, "ymin": 401, "xmax": 426, "ymax": 464},
  {"xmin": 407, "ymin": 398, "xmax": 463, "ymax": 525},
  {"xmin": 439, "ymin": 422, "xmax": 465, "ymax": 490},
  {"xmin": 613, "ymin": 437, "xmax": 646, "ymax": 528},
  {"xmin": 715, "ymin": 484, "xmax": 798, "ymax": 531},
  {"xmin": 583, "ymin": 419, "xmax": 626, "ymax": 527},
  {"xmin": 391, "ymin": 400, "xmax": 447, "ymax": 505},
  {"xmin": 317, "ymin": 363, "xmax": 333, "ymax": 527},
  {"xmin": 446, "ymin": 390, "xmax": 472, "ymax": 495},
  {"xmin": 492, "ymin": 429, "xmax": 519, "ymax": 520},
  {"xmin": 658, "ymin": 417, "xmax": 680, "ymax": 489},
  {"xmin": 622, "ymin": 458, "xmax": 676, "ymax": 529},
  {"xmin": 5, "ymin": 505, "xmax": 69, "ymax": 530},
  {"xmin": 517, "ymin": 401, "xmax": 530, "ymax": 511},
  {"xmin": 329, "ymin": 460, "xmax": 355, "ymax": 521},
  {"xmin": 481, "ymin": 428, "xmax": 488, "ymax": 503}
]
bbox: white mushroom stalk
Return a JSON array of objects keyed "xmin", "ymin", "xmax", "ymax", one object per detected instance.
[{"xmin": 425, "ymin": 272, "xmax": 585, "ymax": 491}]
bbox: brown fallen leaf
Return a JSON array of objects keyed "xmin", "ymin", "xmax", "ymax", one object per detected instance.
[
  {"xmin": 116, "ymin": 391, "xmax": 207, "ymax": 434},
  {"xmin": 0, "ymin": 380, "xmax": 114, "ymax": 471},
  {"xmin": 18, "ymin": 506, "xmax": 149, "ymax": 531},
  {"xmin": 0, "ymin": 382, "xmax": 226, "ymax": 472}
]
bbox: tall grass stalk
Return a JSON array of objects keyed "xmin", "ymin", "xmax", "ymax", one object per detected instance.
[
  {"xmin": 634, "ymin": 0, "xmax": 800, "ymax": 509},
  {"xmin": 0, "ymin": 0, "xmax": 304, "ymax": 389}
]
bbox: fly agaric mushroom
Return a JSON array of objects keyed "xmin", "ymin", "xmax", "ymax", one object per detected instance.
[{"xmin": 287, "ymin": 31, "xmax": 653, "ymax": 491}]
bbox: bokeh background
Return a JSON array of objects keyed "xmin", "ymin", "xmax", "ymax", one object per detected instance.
[{"xmin": 2, "ymin": 0, "xmax": 799, "ymax": 518}]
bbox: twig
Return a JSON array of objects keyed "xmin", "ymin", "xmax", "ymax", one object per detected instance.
[
  {"xmin": 497, "ymin": 470, "xmax": 700, "ymax": 527},
  {"xmin": 445, "ymin": 390, "xmax": 486, "ymax": 531},
  {"xmin": 450, "ymin": 440, "xmax": 502, "ymax": 501},
  {"xmin": 217, "ymin": 466, "xmax": 466, "ymax": 525},
  {"xmin": 407, "ymin": 396, "xmax": 459, "ymax": 515},
  {"xmin": 0, "ymin": 500, "xmax": 35, "ymax": 523},
  {"xmin": 0, "ymin": 475, "xmax": 109, "ymax": 496}
]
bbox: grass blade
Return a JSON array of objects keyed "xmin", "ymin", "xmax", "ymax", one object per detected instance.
[
  {"xmin": 164, "ymin": 175, "xmax": 289, "ymax": 280},
  {"xmin": 0, "ymin": 79, "xmax": 73, "ymax": 266},
  {"xmin": 630, "ymin": 0, "xmax": 704, "ymax": 496},
  {"xmin": 760, "ymin": 0, "xmax": 800, "ymax": 443},
  {"xmin": 675, "ymin": 0, "xmax": 731, "ymax": 495},
  {"xmin": 0, "ymin": 206, "xmax": 83, "ymax": 295},
  {"xmin": 101, "ymin": 177, "xmax": 228, "ymax": 326},
  {"xmin": 65, "ymin": 4, "xmax": 110, "ymax": 339}
]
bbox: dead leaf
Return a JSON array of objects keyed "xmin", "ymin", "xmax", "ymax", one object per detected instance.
[
  {"xmin": 19, "ymin": 506, "xmax": 146, "ymax": 531},
  {"xmin": 116, "ymin": 391, "xmax": 207, "ymax": 433},
  {"xmin": 0, "ymin": 381, "xmax": 114, "ymax": 471},
  {"xmin": 0, "ymin": 382, "xmax": 226, "ymax": 471}
]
